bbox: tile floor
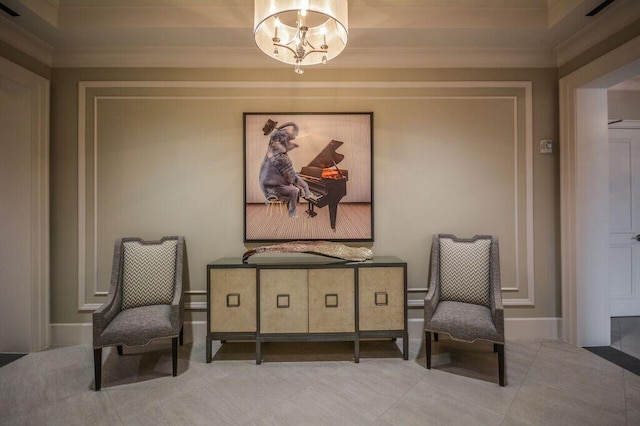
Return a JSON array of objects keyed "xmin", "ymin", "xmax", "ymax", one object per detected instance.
[
  {"xmin": 0, "ymin": 337, "xmax": 638, "ymax": 425},
  {"xmin": 612, "ymin": 316, "xmax": 640, "ymax": 360}
]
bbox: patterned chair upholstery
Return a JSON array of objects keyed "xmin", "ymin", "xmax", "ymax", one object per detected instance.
[
  {"xmin": 424, "ymin": 234, "xmax": 505, "ymax": 386},
  {"xmin": 93, "ymin": 236, "xmax": 186, "ymax": 391}
]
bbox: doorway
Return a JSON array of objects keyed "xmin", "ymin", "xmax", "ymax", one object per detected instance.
[
  {"xmin": 560, "ymin": 35, "xmax": 640, "ymax": 347},
  {"xmin": 0, "ymin": 57, "xmax": 49, "ymax": 353}
]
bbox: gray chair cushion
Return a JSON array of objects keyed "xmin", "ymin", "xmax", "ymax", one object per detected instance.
[
  {"xmin": 97, "ymin": 304, "xmax": 176, "ymax": 347},
  {"xmin": 426, "ymin": 301, "xmax": 504, "ymax": 344},
  {"xmin": 439, "ymin": 237, "xmax": 491, "ymax": 307},
  {"xmin": 122, "ymin": 240, "xmax": 177, "ymax": 310}
]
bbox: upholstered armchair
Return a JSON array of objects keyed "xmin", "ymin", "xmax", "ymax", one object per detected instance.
[
  {"xmin": 93, "ymin": 236, "xmax": 186, "ymax": 391},
  {"xmin": 424, "ymin": 234, "xmax": 505, "ymax": 386}
]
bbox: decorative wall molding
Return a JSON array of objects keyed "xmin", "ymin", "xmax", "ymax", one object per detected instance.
[{"xmin": 77, "ymin": 80, "xmax": 535, "ymax": 311}]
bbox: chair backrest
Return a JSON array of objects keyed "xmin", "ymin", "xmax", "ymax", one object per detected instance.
[
  {"xmin": 121, "ymin": 237, "xmax": 178, "ymax": 310},
  {"xmin": 438, "ymin": 235, "xmax": 492, "ymax": 307}
]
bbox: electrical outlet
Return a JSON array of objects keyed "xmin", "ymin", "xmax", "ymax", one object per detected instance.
[{"xmin": 540, "ymin": 139, "xmax": 553, "ymax": 154}]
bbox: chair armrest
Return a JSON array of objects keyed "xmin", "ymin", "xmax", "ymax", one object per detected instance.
[
  {"xmin": 93, "ymin": 238, "xmax": 126, "ymax": 345},
  {"xmin": 170, "ymin": 236, "xmax": 187, "ymax": 331},
  {"xmin": 424, "ymin": 234, "xmax": 441, "ymax": 322},
  {"xmin": 424, "ymin": 283, "xmax": 439, "ymax": 321},
  {"xmin": 490, "ymin": 235, "xmax": 504, "ymax": 338},
  {"xmin": 93, "ymin": 289, "xmax": 120, "ymax": 345}
]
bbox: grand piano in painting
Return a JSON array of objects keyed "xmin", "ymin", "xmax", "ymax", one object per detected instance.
[{"xmin": 299, "ymin": 140, "xmax": 349, "ymax": 230}]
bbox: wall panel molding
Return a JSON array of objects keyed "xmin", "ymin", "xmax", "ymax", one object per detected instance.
[{"xmin": 77, "ymin": 80, "xmax": 534, "ymax": 311}]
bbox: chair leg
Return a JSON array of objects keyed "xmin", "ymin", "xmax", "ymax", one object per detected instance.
[
  {"xmin": 434, "ymin": 332, "xmax": 439, "ymax": 342},
  {"xmin": 172, "ymin": 337, "xmax": 178, "ymax": 377},
  {"xmin": 179, "ymin": 325, "xmax": 184, "ymax": 346},
  {"xmin": 93, "ymin": 348, "xmax": 102, "ymax": 391},
  {"xmin": 497, "ymin": 344, "xmax": 505, "ymax": 386},
  {"xmin": 117, "ymin": 345, "xmax": 123, "ymax": 356},
  {"xmin": 425, "ymin": 331, "xmax": 432, "ymax": 369}
]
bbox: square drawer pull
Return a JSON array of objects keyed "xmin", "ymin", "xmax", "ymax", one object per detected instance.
[
  {"xmin": 325, "ymin": 293, "xmax": 339, "ymax": 308},
  {"xmin": 375, "ymin": 292, "xmax": 388, "ymax": 306},
  {"xmin": 277, "ymin": 294, "xmax": 290, "ymax": 308},
  {"xmin": 226, "ymin": 293, "xmax": 241, "ymax": 307}
]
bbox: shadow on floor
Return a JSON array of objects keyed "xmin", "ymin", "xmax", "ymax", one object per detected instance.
[
  {"xmin": 212, "ymin": 340, "xmax": 404, "ymax": 363},
  {"xmin": 0, "ymin": 353, "xmax": 26, "ymax": 368}
]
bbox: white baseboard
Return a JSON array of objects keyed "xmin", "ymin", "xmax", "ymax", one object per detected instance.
[
  {"xmin": 51, "ymin": 317, "xmax": 562, "ymax": 347},
  {"xmin": 504, "ymin": 317, "xmax": 562, "ymax": 340}
]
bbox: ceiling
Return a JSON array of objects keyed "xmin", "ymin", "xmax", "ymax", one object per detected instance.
[{"xmin": 1, "ymin": 0, "xmax": 640, "ymax": 69}]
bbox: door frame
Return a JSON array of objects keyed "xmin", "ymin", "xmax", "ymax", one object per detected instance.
[
  {"xmin": 560, "ymin": 35, "xmax": 640, "ymax": 346},
  {"xmin": 0, "ymin": 56, "xmax": 50, "ymax": 352}
]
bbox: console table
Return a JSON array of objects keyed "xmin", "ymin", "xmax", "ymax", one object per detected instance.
[{"xmin": 206, "ymin": 256, "xmax": 408, "ymax": 364}]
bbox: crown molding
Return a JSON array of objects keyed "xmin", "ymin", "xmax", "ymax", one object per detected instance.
[
  {"xmin": 0, "ymin": 15, "xmax": 53, "ymax": 66},
  {"xmin": 52, "ymin": 46, "xmax": 557, "ymax": 69},
  {"xmin": 555, "ymin": 0, "xmax": 640, "ymax": 66},
  {"xmin": 19, "ymin": 0, "xmax": 60, "ymax": 26}
]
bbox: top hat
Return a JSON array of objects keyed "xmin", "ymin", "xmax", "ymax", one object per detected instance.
[{"xmin": 262, "ymin": 119, "xmax": 278, "ymax": 135}]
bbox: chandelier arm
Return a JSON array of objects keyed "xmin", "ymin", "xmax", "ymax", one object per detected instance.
[
  {"xmin": 301, "ymin": 49, "xmax": 329, "ymax": 60},
  {"xmin": 273, "ymin": 43, "xmax": 300, "ymax": 58}
]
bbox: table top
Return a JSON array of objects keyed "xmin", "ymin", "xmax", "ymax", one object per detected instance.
[{"xmin": 208, "ymin": 255, "xmax": 406, "ymax": 268}]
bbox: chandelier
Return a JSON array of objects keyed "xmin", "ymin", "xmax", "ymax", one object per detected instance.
[{"xmin": 254, "ymin": 0, "xmax": 349, "ymax": 74}]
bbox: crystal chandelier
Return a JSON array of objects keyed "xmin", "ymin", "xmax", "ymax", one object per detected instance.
[{"xmin": 254, "ymin": 0, "xmax": 349, "ymax": 74}]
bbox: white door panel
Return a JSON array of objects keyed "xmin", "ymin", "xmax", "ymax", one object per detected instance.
[{"xmin": 609, "ymin": 129, "xmax": 640, "ymax": 317}]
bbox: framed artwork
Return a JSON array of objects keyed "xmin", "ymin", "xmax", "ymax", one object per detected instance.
[{"xmin": 244, "ymin": 112, "xmax": 374, "ymax": 242}]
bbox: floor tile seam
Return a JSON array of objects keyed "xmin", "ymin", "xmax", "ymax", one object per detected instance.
[
  {"xmin": 0, "ymin": 386, "xmax": 94, "ymax": 423},
  {"xmin": 293, "ymin": 360, "xmax": 355, "ymax": 380},
  {"xmin": 531, "ymin": 349, "xmax": 628, "ymax": 377},
  {"xmin": 622, "ymin": 370, "xmax": 640, "ymax": 426},
  {"xmin": 525, "ymin": 347, "xmax": 627, "ymax": 386},
  {"xmin": 517, "ymin": 377, "xmax": 628, "ymax": 413},
  {"xmin": 500, "ymin": 338, "xmax": 545, "ymax": 424},
  {"xmin": 412, "ymin": 371, "xmax": 517, "ymax": 418},
  {"xmin": 222, "ymin": 364, "xmax": 325, "ymax": 423},
  {"xmin": 312, "ymin": 362, "xmax": 423, "ymax": 392},
  {"xmin": 105, "ymin": 380, "xmax": 213, "ymax": 422},
  {"xmin": 370, "ymin": 378, "xmax": 421, "ymax": 425},
  {"xmin": 101, "ymin": 388, "xmax": 126, "ymax": 425},
  {"xmin": 421, "ymin": 378, "xmax": 513, "ymax": 422}
]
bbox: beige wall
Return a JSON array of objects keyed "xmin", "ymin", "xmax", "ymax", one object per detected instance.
[
  {"xmin": 609, "ymin": 90, "xmax": 640, "ymax": 120},
  {"xmin": 50, "ymin": 67, "xmax": 559, "ymax": 325}
]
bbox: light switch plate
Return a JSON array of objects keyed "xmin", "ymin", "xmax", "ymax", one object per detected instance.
[{"xmin": 540, "ymin": 139, "xmax": 553, "ymax": 154}]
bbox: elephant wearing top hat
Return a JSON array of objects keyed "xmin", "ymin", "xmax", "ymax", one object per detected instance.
[{"xmin": 259, "ymin": 121, "xmax": 312, "ymax": 217}]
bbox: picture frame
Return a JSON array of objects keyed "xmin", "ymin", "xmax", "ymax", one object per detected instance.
[{"xmin": 244, "ymin": 112, "xmax": 374, "ymax": 242}]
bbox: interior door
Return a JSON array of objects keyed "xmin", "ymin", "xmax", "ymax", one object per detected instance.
[
  {"xmin": 609, "ymin": 128, "xmax": 640, "ymax": 317},
  {"xmin": 0, "ymin": 57, "xmax": 49, "ymax": 353}
]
